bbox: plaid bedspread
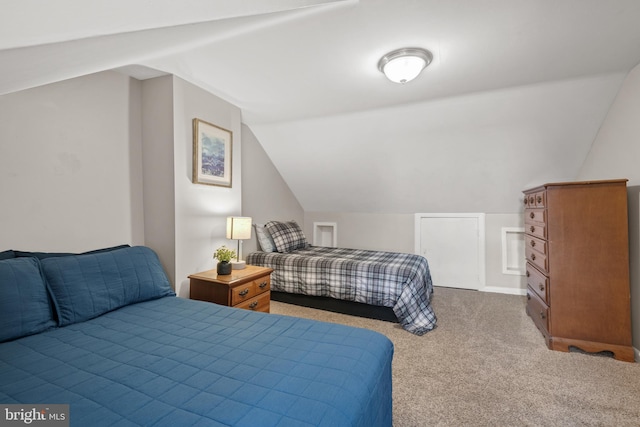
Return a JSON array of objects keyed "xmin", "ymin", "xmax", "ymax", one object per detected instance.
[{"xmin": 246, "ymin": 247, "xmax": 437, "ymax": 335}]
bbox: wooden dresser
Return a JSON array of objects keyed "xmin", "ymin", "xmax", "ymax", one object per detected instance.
[
  {"xmin": 523, "ymin": 179, "xmax": 633, "ymax": 362},
  {"xmin": 189, "ymin": 265, "xmax": 273, "ymax": 313}
]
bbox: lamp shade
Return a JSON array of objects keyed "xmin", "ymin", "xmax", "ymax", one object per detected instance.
[
  {"xmin": 226, "ymin": 217, "xmax": 252, "ymax": 240},
  {"xmin": 378, "ymin": 47, "xmax": 433, "ymax": 84}
]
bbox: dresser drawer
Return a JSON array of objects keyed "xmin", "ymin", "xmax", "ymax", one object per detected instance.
[
  {"xmin": 526, "ymin": 263, "xmax": 549, "ymax": 304},
  {"xmin": 235, "ymin": 291, "xmax": 270, "ymax": 313},
  {"xmin": 527, "ymin": 235, "xmax": 547, "ymax": 256},
  {"xmin": 525, "ymin": 208, "xmax": 546, "ymax": 224},
  {"xmin": 526, "ymin": 288, "xmax": 549, "ymax": 336},
  {"xmin": 525, "ymin": 245, "xmax": 548, "ymax": 272},
  {"xmin": 526, "ymin": 223, "xmax": 546, "ymax": 240},
  {"xmin": 524, "ymin": 191, "xmax": 546, "ymax": 208}
]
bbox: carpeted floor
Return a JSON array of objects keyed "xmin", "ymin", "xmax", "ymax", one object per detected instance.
[{"xmin": 270, "ymin": 287, "xmax": 640, "ymax": 426}]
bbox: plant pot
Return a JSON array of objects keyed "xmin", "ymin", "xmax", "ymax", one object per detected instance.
[{"xmin": 217, "ymin": 261, "xmax": 232, "ymax": 275}]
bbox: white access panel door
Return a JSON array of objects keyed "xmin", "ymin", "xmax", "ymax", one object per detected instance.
[{"xmin": 415, "ymin": 214, "xmax": 485, "ymax": 290}]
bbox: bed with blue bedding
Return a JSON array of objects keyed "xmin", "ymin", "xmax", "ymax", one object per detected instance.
[{"xmin": 0, "ymin": 246, "xmax": 393, "ymax": 427}]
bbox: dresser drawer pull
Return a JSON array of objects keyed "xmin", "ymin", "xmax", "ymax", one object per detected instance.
[
  {"xmin": 249, "ymin": 301, "xmax": 258, "ymax": 309},
  {"xmin": 527, "ymin": 294, "xmax": 531, "ymax": 300},
  {"xmin": 537, "ymin": 196, "xmax": 542, "ymax": 204},
  {"xmin": 531, "ymin": 253, "xmax": 536, "ymax": 261},
  {"xmin": 530, "ymin": 240, "xmax": 536, "ymax": 247},
  {"xmin": 529, "ymin": 196, "xmax": 535, "ymax": 204},
  {"xmin": 539, "ymin": 283, "xmax": 544, "ymax": 292},
  {"xmin": 239, "ymin": 289, "xmax": 249, "ymax": 297},
  {"xmin": 529, "ymin": 212, "xmax": 535, "ymax": 219},
  {"xmin": 526, "ymin": 270, "xmax": 530, "ymax": 277},
  {"xmin": 258, "ymin": 281, "xmax": 268, "ymax": 289},
  {"xmin": 530, "ymin": 225, "xmax": 535, "ymax": 233},
  {"xmin": 539, "ymin": 311, "xmax": 546, "ymax": 319}
]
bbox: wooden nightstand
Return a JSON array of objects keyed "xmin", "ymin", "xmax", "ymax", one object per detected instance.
[{"xmin": 188, "ymin": 265, "xmax": 273, "ymax": 313}]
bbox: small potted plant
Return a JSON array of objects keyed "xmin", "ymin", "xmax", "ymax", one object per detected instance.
[{"xmin": 214, "ymin": 246, "xmax": 236, "ymax": 275}]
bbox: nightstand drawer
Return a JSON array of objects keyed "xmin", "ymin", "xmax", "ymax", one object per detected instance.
[
  {"xmin": 230, "ymin": 274, "xmax": 271, "ymax": 305},
  {"xmin": 235, "ymin": 291, "xmax": 270, "ymax": 313},
  {"xmin": 231, "ymin": 282, "xmax": 257, "ymax": 305},
  {"xmin": 254, "ymin": 275, "xmax": 271, "ymax": 293}
]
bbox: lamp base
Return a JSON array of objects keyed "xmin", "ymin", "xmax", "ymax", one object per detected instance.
[{"xmin": 231, "ymin": 260, "xmax": 246, "ymax": 270}]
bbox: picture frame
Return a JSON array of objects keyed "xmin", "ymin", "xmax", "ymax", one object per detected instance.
[{"xmin": 192, "ymin": 118, "xmax": 233, "ymax": 187}]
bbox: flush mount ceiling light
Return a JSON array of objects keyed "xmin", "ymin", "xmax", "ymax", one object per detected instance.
[{"xmin": 378, "ymin": 47, "xmax": 433, "ymax": 84}]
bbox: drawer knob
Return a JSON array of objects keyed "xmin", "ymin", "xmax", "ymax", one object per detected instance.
[
  {"xmin": 530, "ymin": 226, "xmax": 535, "ymax": 233},
  {"xmin": 249, "ymin": 301, "xmax": 258, "ymax": 309},
  {"xmin": 239, "ymin": 289, "xmax": 249, "ymax": 297},
  {"xmin": 526, "ymin": 270, "xmax": 530, "ymax": 277},
  {"xmin": 527, "ymin": 294, "xmax": 531, "ymax": 300},
  {"xmin": 537, "ymin": 196, "xmax": 542, "ymax": 203},
  {"xmin": 530, "ymin": 240, "xmax": 536, "ymax": 247},
  {"xmin": 539, "ymin": 311, "xmax": 546, "ymax": 319},
  {"xmin": 524, "ymin": 199, "xmax": 529, "ymax": 205},
  {"xmin": 529, "ymin": 212, "xmax": 535, "ymax": 219},
  {"xmin": 531, "ymin": 253, "xmax": 536, "ymax": 261},
  {"xmin": 539, "ymin": 283, "xmax": 544, "ymax": 292},
  {"xmin": 259, "ymin": 281, "xmax": 268, "ymax": 289}
]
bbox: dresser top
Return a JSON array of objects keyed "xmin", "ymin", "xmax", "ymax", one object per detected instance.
[{"xmin": 523, "ymin": 178, "xmax": 627, "ymax": 194}]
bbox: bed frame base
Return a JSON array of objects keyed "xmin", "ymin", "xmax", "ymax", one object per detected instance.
[{"xmin": 271, "ymin": 291, "xmax": 399, "ymax": 323}]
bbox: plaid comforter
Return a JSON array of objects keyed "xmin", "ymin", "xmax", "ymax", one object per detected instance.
[{"xmin": 246, "ymin": 246, "xmax": 437, "ymax": 335}]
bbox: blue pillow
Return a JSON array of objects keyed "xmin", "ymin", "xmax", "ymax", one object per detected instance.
[
  {"xmin": 0, "ymin": 257, "xmax": 57, "ymax": 342},
  {"xmin": 0, "ymin": 250, "xmax": 15, "ymax": 260},
  {"xmin": 14, "ymin": 244, "xmax": 130, "ymax": 259},
  {"xmin": 41, "ymin": 246, "xmax": 175, "ymax": 326}
]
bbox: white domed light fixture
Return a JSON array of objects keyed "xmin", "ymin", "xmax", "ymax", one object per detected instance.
[{"xmin": 378, "ymin": 47, "xmax": 433, "ymax": 84}]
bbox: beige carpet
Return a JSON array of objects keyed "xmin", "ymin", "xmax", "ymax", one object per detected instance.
[{"xmin": 270, "ymin": 287, "xmax": 640, "ymax": 426}]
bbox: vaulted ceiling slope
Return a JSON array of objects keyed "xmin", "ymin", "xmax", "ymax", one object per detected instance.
[{"xmin": 3, "ymin": 0, "xmax": 640, "ymax": 213}]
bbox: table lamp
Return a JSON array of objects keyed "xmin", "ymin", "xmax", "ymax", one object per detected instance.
[{"xmin": 226, "ymin": 216, "xmax": 252, "ymax": 270}]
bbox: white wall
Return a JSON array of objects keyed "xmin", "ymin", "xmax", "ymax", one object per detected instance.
[
  {"xmin": 304, "ymin": 211, "xmax": 526, "ymax": 294},
  {"xmin": 141, "ymin": 76, "xmax": 176, "ymax": 284},
  {"xmin": 242, "ymin": 124, "xmax": 304, "ymax": 255},
  {"xmin": 0, "ymin": 71, "xmax": 144, "ymax": 251},
  {"xmin": 483, "ymin": 213, "xmax": 526, "ymax": 294},
  {"xmin": 172, "ymin": 77, "xmax": 243, "ymax": 296},
  {"xmin": 0, "ymin": 71, "xmax": 243, "ymax": 300},
  {"xmin": 303, "ymin": 212, "xmax": 414, "ymax": 253},
  {"xmin": 251, "ymin": 74, "xmax": 623, "ymax": 215},
  {"xmin": 577, "ymin": 62, "xmax": 640, "ymax": 353}
]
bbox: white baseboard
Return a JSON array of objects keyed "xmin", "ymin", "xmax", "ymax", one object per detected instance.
[{"xmin": 480, "ymin": 286, "xmax": 527, "ymax": 296}]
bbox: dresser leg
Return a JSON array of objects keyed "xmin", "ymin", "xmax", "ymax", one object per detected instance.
[{"xmin": 550, "ymin": 337, "xmax": 635, "ymax": 362}]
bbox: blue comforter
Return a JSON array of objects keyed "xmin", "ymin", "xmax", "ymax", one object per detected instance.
[{"xmin": 0, "ymin": 297, "xmax": 393, "ymax": 426}]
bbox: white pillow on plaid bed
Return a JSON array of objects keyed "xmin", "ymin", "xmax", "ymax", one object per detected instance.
[
  {"xmin": 265, "ymin": 220, "xmax": 309, "ymax": 253},
  {"xmin": 253, "ymin": 223, "xmax": 277, "ymax": 252}
]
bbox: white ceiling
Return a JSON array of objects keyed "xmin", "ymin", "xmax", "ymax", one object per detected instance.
[{"xmin": 3, "ymin": 0, "xmax": 640, "ymax": 213}]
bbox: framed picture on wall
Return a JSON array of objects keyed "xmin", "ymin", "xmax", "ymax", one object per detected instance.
[{"xmin": 192, "ymin": 118, "xmax": 233, "ymax": 187}]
